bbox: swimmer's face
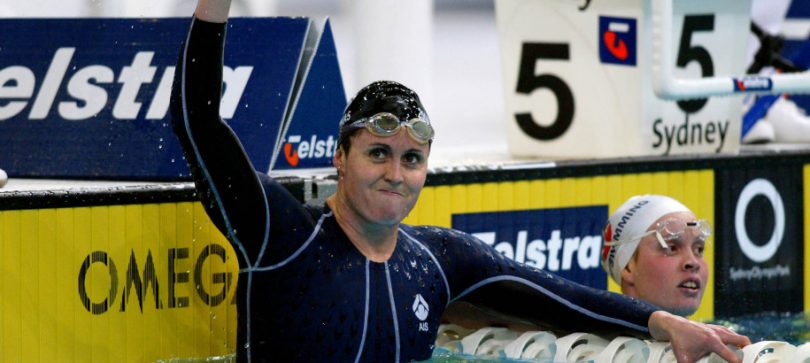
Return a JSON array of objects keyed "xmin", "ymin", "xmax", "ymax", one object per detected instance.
[
  {"xmin": 622, "ymin": 211, "xmax": 709, "ymax": 317},
  {"xmin": 334, "ymin": 129, "xmax": 429, "ymax": 226}
]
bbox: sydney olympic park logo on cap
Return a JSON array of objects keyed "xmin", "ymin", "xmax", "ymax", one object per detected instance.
[{"xmin": 453, "ymin": 206, "xmax": 608, "ymax": 288}]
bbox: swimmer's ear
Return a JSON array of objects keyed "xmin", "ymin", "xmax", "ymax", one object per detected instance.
[
  {"xmin": 333, "ymin": 147, "xmax": 344, "ymax": 169},
  {"xmin": 621, "ymin": 259, "xmax": 636, "ymax": 285}
]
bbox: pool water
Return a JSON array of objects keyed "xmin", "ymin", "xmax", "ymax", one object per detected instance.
[
  {"xmin": 153, "ymin": 313, "xmax": 810, "ymax": 363},
  {"xmin": 428, "ymin": 349, "xmax": 533, "ymax": 362},
  {"xmin": 712, "ymin": 311, "xmax": 810, "ymax": 346}
]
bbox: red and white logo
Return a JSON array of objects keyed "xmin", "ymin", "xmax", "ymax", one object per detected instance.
[
  {"xmin": 601, "ymin": 223, "xmax": 617, "ymax": 273},
  {"xmin": 282, "ymin": 134, "xmax": 337, "ymax": 167}
]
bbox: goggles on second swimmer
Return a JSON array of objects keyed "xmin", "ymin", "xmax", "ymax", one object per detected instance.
[
  {"xmin": 345, "ymin": 112, "xmax": 435, "ymax": 145},
  {"xmin": 627, "ymin": 219, "xmax": 713, "ymax": 249}
]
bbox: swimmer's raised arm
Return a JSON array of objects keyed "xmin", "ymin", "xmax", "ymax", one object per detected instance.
[
  {"xmin": 195, "ymin": 0, "xmax": 231, "ymax": 23},
  {"xmin": 649, "ymin": 311, "xmax": 750, "ymax": 363},
  {"xmin": 171, "ymin": 0, "xmax": 274, "ymax": 268}
]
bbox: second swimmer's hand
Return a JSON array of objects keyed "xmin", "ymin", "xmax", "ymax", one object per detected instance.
[{"xmin": 648, "ymin": 310, "xmax": 751, "ymax": 363}]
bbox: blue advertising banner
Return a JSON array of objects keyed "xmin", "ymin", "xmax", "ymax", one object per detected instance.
[
  {"xmin": 452, "ymin": 206, "xmax": 609, "ymax": 289},
  {"xmin": 0, "ymin": 17, "xmax": 342, "ymax": 179},
  {"xmin": 272, "ymin": 19, "xmax": 346, "ymax": 171}
]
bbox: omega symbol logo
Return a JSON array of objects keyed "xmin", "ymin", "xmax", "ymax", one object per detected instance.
[
  {"xmin": 413, "ymin": 294, "xmax": 429, "ymax": 321},
  {"xmin": 734, "ymin": 178, "xmax": 785, "ymax": 263}
]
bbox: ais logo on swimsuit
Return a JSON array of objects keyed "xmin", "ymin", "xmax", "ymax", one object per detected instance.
[
  {"xmin": 452, "ymin": 206, "xmax": 608, "ymax": 289},
  {"xmin": 413, "ymin": 294, "xmax": 430, "ymax": 332},
  {"xmin": 599, "ymin": 16, "xmax": 637, "ymax": 66}
]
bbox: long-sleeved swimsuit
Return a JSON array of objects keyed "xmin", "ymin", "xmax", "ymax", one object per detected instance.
[{"xmin": 170, "ymin": 16, "xmax": 658, "ymax": 363}]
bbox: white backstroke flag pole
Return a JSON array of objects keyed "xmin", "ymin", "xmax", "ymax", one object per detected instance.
[{"xmin": 653, "ymin": 0, "xmax": 810, "ymax": 100}]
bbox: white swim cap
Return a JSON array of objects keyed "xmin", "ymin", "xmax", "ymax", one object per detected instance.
[{"xmin": 601, "ymin": 195, "xmax": 691, "ymax": 284}]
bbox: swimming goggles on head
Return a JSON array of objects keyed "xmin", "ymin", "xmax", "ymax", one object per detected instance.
[
  {"xmin": 628, "ymin": 219, "xmax": 712, "ymax": 249},
  {"xmin": 346, "ymin": 112, "xmax": 435, "ymax": 144}
]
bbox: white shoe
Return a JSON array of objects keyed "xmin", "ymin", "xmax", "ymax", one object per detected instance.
[
  {"xmin": 460, "ymin": 327, "xmax": 518, "ymax": 356},
  {"xmin": 645, "ymin": 341, "xmax": 741, "ymax": 363},
  {"xmin": 646, "ymin": 341, "xmax": 675, "ymax": 363},
  {"xmin": 554, "ymin": 332, "xmax": 608, "ymax": 363},
  {"xmin": 697, "ymin": 346, "xmax": 743, "ymax": 363},
  {"xmin": 503, "ymin": 331, "xmax": 556, "ymax": 360},
  {"xmin": 595, "ymin": 337, "xmax": 647, "ymax": 363},
  {"xmin": 0, "ymin": 168, "xmax": 6, "ymax": 188},
  {"xmin": 792, "ymin": 342, "xmax": 810, "ymax": 363},
  {"xmin": 742, "ymin": 341, "xmax": 796, "ymax": 363},
  {"xmin": 742, "ymin": 119, "xmax": 776, "ymax": 144},
  {"xmin": 764, "ymin": 98, "xmax": 810, "ymax": 143},
  {"xmin": 435, "ymin": 324, "xmax": 474, "ymax": 352}
]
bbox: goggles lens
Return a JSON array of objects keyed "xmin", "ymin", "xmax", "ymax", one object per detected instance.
[
  {"xmin": 656, "ymin": 219, "xmax": 712, "ymax": 241},
  {"xmin": 612, "ymin": 219, "xmax": 712, "ymax": 250},
  {"xmin": 353, "ymin": 112, "xmax": 434, "ymax": 144},
  {"xmin": 636, "ymin": 219, "xmax": 712, "ymax": 249}
]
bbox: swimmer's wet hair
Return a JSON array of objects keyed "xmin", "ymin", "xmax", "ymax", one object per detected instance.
[{"xmin": 337, "ymin": 80, "xmax": 431, "ymax": 152}]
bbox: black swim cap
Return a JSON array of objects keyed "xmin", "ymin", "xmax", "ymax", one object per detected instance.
[{"xmin": 338, "ymin": 81, "xmax": 431, "ymax": 146}]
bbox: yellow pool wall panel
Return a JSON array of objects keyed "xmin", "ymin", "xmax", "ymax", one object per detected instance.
[{"xmin": 0, "ymin": 202, "xmax": 239, "ymax": 363}]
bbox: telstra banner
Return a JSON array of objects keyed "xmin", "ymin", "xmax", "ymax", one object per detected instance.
[{"xmin": 0, "ymin": 18, "xmax": 345, "ymax": 179}]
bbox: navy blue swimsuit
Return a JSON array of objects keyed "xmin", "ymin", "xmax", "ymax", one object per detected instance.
[{"xmin": 171, "ymin": 17, "xmax": 658, "ymax": 363}]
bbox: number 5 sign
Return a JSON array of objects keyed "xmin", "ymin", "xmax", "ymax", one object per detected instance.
[{"xmin": 496, "ymin": 0, "xmax": 751, "ymax": 158}]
